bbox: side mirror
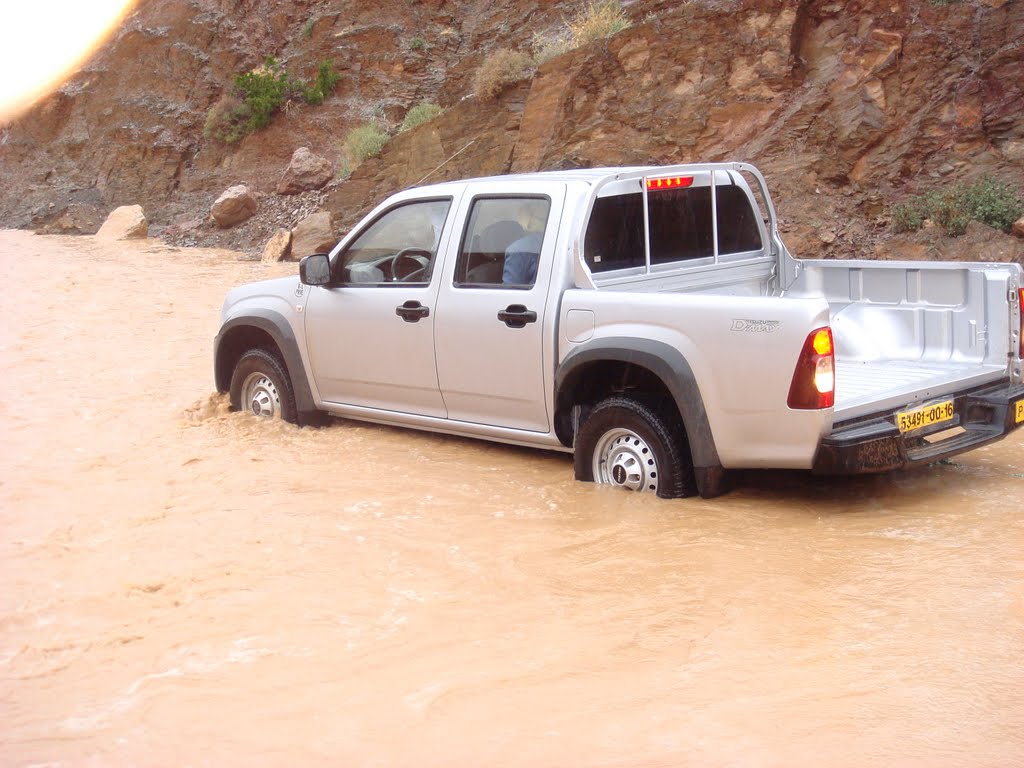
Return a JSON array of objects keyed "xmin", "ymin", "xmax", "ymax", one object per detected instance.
[{"xmin": 299, "ymin": 253, "xmax": 331, "ymax": 286}]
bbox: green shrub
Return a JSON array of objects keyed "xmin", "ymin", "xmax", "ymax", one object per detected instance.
[
  {"xmin": 960, "ymin": 176, "xmax": 1023, "ymax": 233},
  {"xmin": 233, "ymin": 58, "xmax": 294, "ymax": 132},
  {"xmin": 205, "ymin": 57, "xmax": 341, "ymax": 143},
  {"xmin": 472, "ymin": 49, "xmax": 535, "ymax": 99},
  {"xmin": 409, "ymin": 37, "xmax": 426, "ymax": 51},
  {"xmin": 302, "ymin": 18, "xmax": 316, "ymax": 38},
  {"xmin": 302, "ymin": 60, "xmax": 341, "ymax": 106},
  {"xmin": 345, "ymin": 124, "xmax": 389, "ymax": 166},
  {"xmin": 890, "ymin": 199, "xmax": 928, "ymax": 234},
  {"xmin": 568, "ymin": 1, "xmax": 631, "ymax": 47},
  {"xmin": 925, "ymin": 188, "xmax": 972, "ymax": 237},
  {"xmin": 400, "ymin": 103, "xmax": 442, "ymax": 132},
  {"xmin": 890, "ymin": 176, "xmax": 1023, "ymax": 237}
]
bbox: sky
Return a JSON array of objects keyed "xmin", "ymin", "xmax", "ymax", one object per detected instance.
[{"xmin": 0, "ymin": 0, "xmax": 136, "ymax": 122}]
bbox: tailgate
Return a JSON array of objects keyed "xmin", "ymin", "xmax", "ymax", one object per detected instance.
[{"xmin": 833, "ymin": 359, "xmax": 1008, "ymax": 421}]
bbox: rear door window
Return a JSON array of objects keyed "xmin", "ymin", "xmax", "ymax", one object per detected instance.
[{"xmin": 454, "ymin": 197, "xmax": 551, "ymax": 288}]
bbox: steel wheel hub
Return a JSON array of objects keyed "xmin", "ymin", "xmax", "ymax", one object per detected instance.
[
  {"xmin": 243, "ymin": 373, "xmax": 281, "ymax": 419},
  {"xmin": 593, "ymin": 428, "xmax": 659, "ymax": 494}
]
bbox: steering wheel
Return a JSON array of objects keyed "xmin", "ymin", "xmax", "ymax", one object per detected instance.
[{"xmin": 389, "ymin": 248, "xmax": 432, "ymax": 282}]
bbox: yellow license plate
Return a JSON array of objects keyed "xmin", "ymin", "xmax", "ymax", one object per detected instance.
[
  {"xmin": 1016, "ymin": 399, "xmax": 1024, "ymax": 424},
  {"xmin": 896, "ymin": 400, "xmax": 955, "ymax": 433}
]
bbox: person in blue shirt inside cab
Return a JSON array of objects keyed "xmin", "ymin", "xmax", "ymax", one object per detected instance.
[{"xmin": 502, "ymin": 199, "xmax": 549, "ymax": 286}]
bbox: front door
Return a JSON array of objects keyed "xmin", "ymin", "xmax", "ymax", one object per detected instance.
[{"xmin": 305, "ymin": 197, "xmax": 455, "ymax": 417}]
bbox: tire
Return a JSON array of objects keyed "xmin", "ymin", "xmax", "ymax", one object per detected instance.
[
  {"xmin": 574, "ymin": 396, "xmax": 697, "ymax": 499},
  {"xmin": 229, "ymin": 348, "xmax": 297, "ymax": 424}
]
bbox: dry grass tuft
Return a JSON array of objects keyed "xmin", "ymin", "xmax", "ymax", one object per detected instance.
[
  {"xmin": 472, "ymin": 49, "xmax": 536, "ymax": 99},
  {"xmin": 567, "ymin": 1, "xmax": 630, "ymax": 47}
]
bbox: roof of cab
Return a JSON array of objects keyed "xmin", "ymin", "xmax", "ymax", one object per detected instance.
[{"xmin": 411, "ymin": 166, "xmax": 656, "ymax": 194}]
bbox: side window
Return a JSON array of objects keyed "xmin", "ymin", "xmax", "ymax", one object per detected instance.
[
  {"xmin": 648, "ymin": 186, "xmax": 714, "ymax": 265},
  {"xmin": 454, "ymin": 197, "xmax": 551, "ymax": 288},
  {"xmin": 716, "ymin": 183, "xmax": 763, "ymax": 255},
  {"xmin": 584, "ymin": 193, "xmax": 644, "ymax": 273},
  {"xmin": 335, "ymin": 198, "xmax": 451, "ymax": 285}
]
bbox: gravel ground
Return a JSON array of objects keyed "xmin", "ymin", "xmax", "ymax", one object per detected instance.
[{"xmin": 159, "ymin": 186, "xmax": 334, "ymax": 258}]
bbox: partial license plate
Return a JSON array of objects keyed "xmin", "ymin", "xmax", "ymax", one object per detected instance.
[
  {"xmin": 1016, "ymin": 399, "xmax": 1024, "ymax": 424},
  {"xmin": 896, "ymin": 400, "xmax": 955, "ymax": 433}
]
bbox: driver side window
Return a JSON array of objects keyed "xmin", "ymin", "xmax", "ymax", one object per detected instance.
[{"xmin": 336, "ymin": 198, "xmax": 451, "ymax": 285}]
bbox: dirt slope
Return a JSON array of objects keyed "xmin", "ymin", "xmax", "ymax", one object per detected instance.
[{"xmin": 1, "ymin": 0, "xmax": 1022, "ymax": 260}]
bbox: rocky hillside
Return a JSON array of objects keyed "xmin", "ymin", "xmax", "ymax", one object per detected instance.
[{"xmin": 1, "ymin": 0, "xmax": 1023, "ymax": 262}]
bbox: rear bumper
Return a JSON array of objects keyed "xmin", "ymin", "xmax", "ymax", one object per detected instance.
[{"xmin": 813, "ymin": 381, "xmax": 1024, "ymax": 475}]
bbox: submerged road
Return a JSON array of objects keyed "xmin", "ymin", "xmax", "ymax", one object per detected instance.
[{"xmin": 1, "ymin": 230, "xmax": 1022, "ymax": 766}]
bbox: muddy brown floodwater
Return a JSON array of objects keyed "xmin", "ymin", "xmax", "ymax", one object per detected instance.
[{"xmin": 1, "ymin": 229, "xmax": 1023, "ymax": 767}]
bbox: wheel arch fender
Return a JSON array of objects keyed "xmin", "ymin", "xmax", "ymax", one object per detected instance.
[
  {"xmin": 214, "ymin": 310, "xmax": 319, "ymax": 424},
  {"xmin": 555, "ymin": 337, "xmax": 723, "ymax": 486}
]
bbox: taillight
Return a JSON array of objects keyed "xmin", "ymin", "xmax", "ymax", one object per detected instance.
[
  {"xmin": 1018, "ymin": 288, "xmax": 1023, "ymax": 359},
  {"xmin": 788, "ymin": 327, "xmax": 835, "ymax": 410}
]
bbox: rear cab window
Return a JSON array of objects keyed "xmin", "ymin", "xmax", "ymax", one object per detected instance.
[{"xmin": 583, "ymin": 170, "xmax": 766, "ymax": 278}]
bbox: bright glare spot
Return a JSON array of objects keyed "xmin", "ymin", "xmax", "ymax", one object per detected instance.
[{"xmin": 0, "ymin": 0, "xmax": 135, "ymax": 122}]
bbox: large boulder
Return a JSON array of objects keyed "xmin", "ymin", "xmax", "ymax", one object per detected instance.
[
  {"xmin": 211, "ymin": 185, "xmax": 257, "ymax": 228},
  {"xmin": 95, "ymin": 205, "xmax": 148, "ymax": 240},
  {"xmin": 277, "ymin": 147, "xmax": 334, "ymax": 195},
  {"xmin": 1012, "ymin": 215, "xmax": 1024, "ymax": 240},
  {"xmin": 262, "ymin": 228, "xmax": 293, "ymax": 263},
  {"xmin": 291, "ymin": 211, "xmax": 335, "ymax": 257}
]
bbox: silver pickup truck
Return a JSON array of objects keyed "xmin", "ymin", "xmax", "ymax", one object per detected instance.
[{"xmin": 215, "ymin": 163, "xmax": 1024, "ymax": 498}]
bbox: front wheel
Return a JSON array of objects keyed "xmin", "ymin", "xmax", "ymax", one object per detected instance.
[
  {"xmin": 229, "ymin": 348, "xmax": 297, "ymax": 423},
  {"xmin": 574, "ymin": 396, "xmax": 696, "ymax": 499}
]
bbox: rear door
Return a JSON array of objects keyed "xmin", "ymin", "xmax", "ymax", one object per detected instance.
[{"xmin": 433, "ymin": 182, "xmax": 566, "ymax": 432}]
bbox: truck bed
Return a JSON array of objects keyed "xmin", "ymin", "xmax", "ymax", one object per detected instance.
[{"xmin": 786, "ymin": 259, "xmax": 1021, "ymax": 424}]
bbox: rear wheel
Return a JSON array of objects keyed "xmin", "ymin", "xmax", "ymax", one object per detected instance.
[
  {"xmin": 229, "ymin": 348, "xmax": 297, "ymax": 424},
  {"xmin": 574, "ymin": 396, "xmax": 696, "ymax": 499}
]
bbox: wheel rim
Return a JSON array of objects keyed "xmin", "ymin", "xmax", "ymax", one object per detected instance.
[
  {"xmin": 592, "ymin": 428, "xmax": 659, "ymax": 494},
  {"xmin": 241, "ymin": 372, "xmax": 282, "ymax": 419}
]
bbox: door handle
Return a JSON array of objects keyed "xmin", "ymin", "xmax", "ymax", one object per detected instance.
[
  {"xmin": 396, "ymin": 300, "xmax": 430, "ymax": 323},
  {"xmin": 497, "ymin": 304, "xmax": 538, "ymax": 329}
]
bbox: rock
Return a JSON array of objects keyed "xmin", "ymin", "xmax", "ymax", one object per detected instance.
[
  {"xmin": 291, "ymin": 211, "xmax": 336, "ymax": 257},
  {"xmin": 875, "ymin": 237, "xmax": 928, "ymax": 261},
  {"xmin": 96, "ymin": 205, "xmax": 148, "ymax": 240},
  {"xmin": 211, "ymin": 185, "xmax": 257, "ymax": 228},
  {"xmin": 958, "ymin": 221, "xmax": 1024, "ymax": 265},
  {"xmin": 819, "ymin": 229, "xmax": 837, "ymax": 244},
  {"xmin": 965, "ymin": 220, "xmax": 999, "ymax": 237},
  {"xmin": 277, "ymin": 148, "xmax": 334, "ymax": 195},
  {"xmin": 1012, "ymin": 216, "xmax": 1024, "ymax": 240},
  {"xmin": 262, "ymin": 228, "xmax": 293, "ymax": 263}
]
